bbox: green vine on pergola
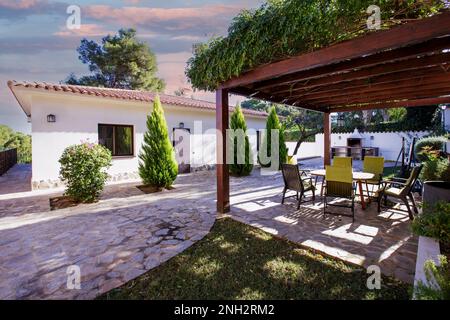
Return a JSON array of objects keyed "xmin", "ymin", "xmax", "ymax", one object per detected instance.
[{"xmin": 186, "ymin": 0, "xmax": 446, "ymax": 92}]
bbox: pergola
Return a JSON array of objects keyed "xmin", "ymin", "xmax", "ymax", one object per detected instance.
[{"xmin": 215, "ymin": 11, "xmax": 450, "ymax": 213}]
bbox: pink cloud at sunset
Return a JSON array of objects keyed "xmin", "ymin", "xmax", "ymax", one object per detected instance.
[
  {"xmin": 54, "ymin": 24, "xmax": 112, "ymax": 37},
  {"xmin": 83, "ymin": 4, "xmax": 244, "ymax": 33},
  {"xmin": 0, "ymin": 0, "xmax": 39, "ymax": 10}
]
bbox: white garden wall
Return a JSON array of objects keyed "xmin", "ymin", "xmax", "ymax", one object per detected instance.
[{"xmin": 286, "ymin": 130, "xmax": 430, "ymax": 161}]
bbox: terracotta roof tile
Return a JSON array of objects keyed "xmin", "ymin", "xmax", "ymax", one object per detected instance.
[{"xmin": 7, "ymin": 80, "xmax": 268, "ymax": 118}]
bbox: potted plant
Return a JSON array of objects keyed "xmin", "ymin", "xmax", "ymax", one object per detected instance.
[{"xmin": 418, "ymin": 144, "xmax": 450, "ymax": 204}]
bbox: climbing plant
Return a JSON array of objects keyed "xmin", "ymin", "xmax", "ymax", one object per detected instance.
[{"xmin": 186, "ymin": 0, "xmax": 445, "ymax": 91}]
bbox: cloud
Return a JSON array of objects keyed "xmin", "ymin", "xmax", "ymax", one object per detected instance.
[
  {"xmin": 54, "ymin": 24, "xmax": 112, "ymax": 37},
  {"xmin": 0, "ymin": 0, "xmax": 40, "ymax": 9},
  {"xmin": 0, "ymin": 0, "xmax": 67, "ymax": 20},
  {"xmin": 83, "ymin": 4, "xmax": 245, "ymax": 37}
]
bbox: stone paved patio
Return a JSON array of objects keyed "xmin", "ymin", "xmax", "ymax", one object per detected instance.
[
  {"xmin": 0, "ymin": 165, "xmax": 216, "ymax": 299},
  {"xmin": 228, "ymin": 171, "xmax": 418, "ymax": 284},
  {"xmin": 0, "ymin": 164, "xmax": 418, "ymax": 299}
]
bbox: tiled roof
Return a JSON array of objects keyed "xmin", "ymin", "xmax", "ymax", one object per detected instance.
[{"xmin": 7, "ymin": 80, "xmax": 268, "ymax": 118}]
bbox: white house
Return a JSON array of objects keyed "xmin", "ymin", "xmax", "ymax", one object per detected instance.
[{"xmin": 8, "ymin": 80, "xmax": 267, "ymax": 189}]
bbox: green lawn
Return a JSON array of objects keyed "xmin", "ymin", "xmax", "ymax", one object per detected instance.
[{"xmin": 99, "ymin": 218, "xmax": 411, "ymax": 300}]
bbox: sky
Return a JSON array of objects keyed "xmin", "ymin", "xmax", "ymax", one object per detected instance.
[{"xmin": 0, "ymin": 0, "xmax": 264, "ymax": 133}]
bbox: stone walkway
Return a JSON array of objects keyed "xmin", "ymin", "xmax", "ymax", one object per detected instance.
[
  {"xmin": 0, "ymin": 166, "xmax": 216, "ymax": 299},
  {"xmin": 0, "ymin": 164, "xmax": 418, "ymax": 299},
  {"xmin": 228, "ymin": 171, "xmax": 418, "ymax": 284}
]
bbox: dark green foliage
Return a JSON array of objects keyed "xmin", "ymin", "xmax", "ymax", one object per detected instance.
[
  {"xmin": 138, "ymin": 96, "xmax": 178, "ymax": 188},
  {"xmin": 415, "ymin": 136, "xmax": 447, "ymax": 162},
  {"xmin": 0, "ymin": 125, "xmax": 31, "ymax": 163},
  {"xmin": 229, "ymin": 106, "xmax": 253, "ymax": 176},
  {"xmin": 66, "ymin": 28, "xmax": 165, "ymax": 91},
  {"xmin": 59, "ymin": 142, "xmax": 112, "ymax": 202},
  {"xmin": 412, "ymin": 202, "xmax": 450, "ymax": 245},
  {"xmin": 414, "ymin": 256, "xmax": 450, "ymax": 300},
  {"xmin": 259, "ymin": 106, "xmax": 288, "ymax": 169},
  {"xmin": 421, "ymin": 157, "xmax": 450, "ymax": 182},
  {"xmin": 186, "ymin": 0, "xmax": 444, "ymax": 91}
]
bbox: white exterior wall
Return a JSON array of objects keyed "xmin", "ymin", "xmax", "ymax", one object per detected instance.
[
  {"xmin": 445, "ymin": 108, "xmax": 450, "ymax": 131},
  {"xmin": 30, "ymin": 92, "xmax": 266, "ymax": 185},
  {"xmin": 287, "ymin": 131, "xmax": 430, "ymax": 161}
]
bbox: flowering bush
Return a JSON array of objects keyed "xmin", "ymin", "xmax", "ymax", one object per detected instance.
[{"xmin": 59, "ymin": 142, "xmax": 112, "ymax": 202}]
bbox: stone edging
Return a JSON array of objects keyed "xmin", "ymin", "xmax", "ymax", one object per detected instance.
[{"xmin": 413, "ymin": 236, "xmax": 441, "ymax": 299}]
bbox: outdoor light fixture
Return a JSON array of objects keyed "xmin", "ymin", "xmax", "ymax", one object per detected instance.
[
  {"xmin": 337, "ymin": 114, "xmax": 345, "ymax": 127},
  {"xmin": 179, "ymin": 122, "xmax": 184, "ymax": 129},
  {"xmin": 47, "ymin": 114, "xmax": 56, "ymax": 123},
  {"xmin": 370, "ymin": 136, "xmax": 375, "ymax": 140}
]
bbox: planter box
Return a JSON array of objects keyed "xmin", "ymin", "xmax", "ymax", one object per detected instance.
[
  {"xmin": 413, "ymin": 236, "xmax": 441, "ymax": 299},
  {"xmin": 422, "ymin": 181, "xmax": 450, "ymax": 206}
]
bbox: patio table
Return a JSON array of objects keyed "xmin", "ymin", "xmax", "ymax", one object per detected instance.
[{"xmin": 309, "ymin": 169, "xmax": 374, "ymax": 210}]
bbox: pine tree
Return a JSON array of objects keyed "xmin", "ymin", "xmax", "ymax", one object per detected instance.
[
  {"xmin": 229, "ymin": 105, "xmax": 254, "ymax": 176},
  {"xmin": 138, "ymin": 95, "xmax": 178, "ymax": 188},
  {"xmin": 259, "ymin": 106, "xmax": 288, "ymax": 169}
]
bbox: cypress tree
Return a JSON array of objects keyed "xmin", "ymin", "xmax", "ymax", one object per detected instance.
[
  {"xmin": 259, "ymin": 106, "xmax": 288, "ymax": 169},
  {"xmin": 138, "ymin": 95, "xmax": 178, "ymax": 188},
  {"xmin": 229, "ymin": 105, "xmax": 254, "ymax": 176}
]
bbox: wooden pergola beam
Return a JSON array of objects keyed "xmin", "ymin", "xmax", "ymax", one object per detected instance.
[
  {"xmin": 328, "ymin": 96, "xmax": 450, "ymax": 112},
  {"xmin": 221, "ymin": 11, "xmax": 450, "ymax": 89},
  {"xmin": 300, "ymin": 83, "xmax": 450, "ymax": 106},
  {"xmin": 286, "ymin": 73, "xmax": 450, "ymax": 102},
  {"xmin": 270, "ymin": 53, "xmax": 450, "ymax": 97},
  {"xmin": 252, "ymin": 36, "xmax": 450, "ymax": 92},
  {"xmin": 216, "ymin": 89, "xmax": 230, "ymax": 213}
]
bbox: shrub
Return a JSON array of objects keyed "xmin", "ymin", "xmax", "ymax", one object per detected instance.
[
  {"xmin": 229, "ymin": 105, "xmax": 253, "ymax": 176},
  {"xmin": 412, "ymin": 202, "xmax": 450, "ymax": 245},
  {"xmin": 415, "ymin": 255, "xmax": 450, "ymax": 300},
  {"xmin": 59, "ymin": 142, "xmax": 112, "ymax": 202},
  {"xmin": 258, "ymin": 106, "xmax": 287, "ymax": 169},
  {"xmin": 138, "ymin": 95, "xmax": 178, "ymax": 188},
  {"xmin": 419, "ymin": 151, "xmax": 450, "ymax": 182},
  {"xmin": 415, "ymin": 136, "xmax": 447, "ymax": 162}
]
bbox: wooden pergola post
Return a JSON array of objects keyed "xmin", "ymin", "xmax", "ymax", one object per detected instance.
[
  {"xmin": 323, "ymin": 112, "xmax": 331, "ymax": 166},
  {"xmin": 216, "ymin": 88, "xmax": 230, "ymax": 213}
]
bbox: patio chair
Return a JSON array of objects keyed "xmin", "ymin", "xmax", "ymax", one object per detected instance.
[
  {"xmin": 320, "ymin": 156, "xmax": 353, "ymax": 195},
  {"xmin": 281, "ymin": 164, "xmax": 316, "ymax": 210},
  {"xmin": 333, "ymin": 156, "xmax": 353, "ymax": 167},
  {"xmin": 377, "ymin": 165, "xmax": 423, "ymax": 220},
  {"xmin": 323, "ymin": 165, "xmax": 356, "ymax": 222},
  {"xmin": 363, "ymin": 156, "xmax": 385, "ymax": 199}
]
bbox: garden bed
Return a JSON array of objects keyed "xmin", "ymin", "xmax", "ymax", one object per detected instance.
[
  {"xmin": 99, "ymin": 218, "xmax": 410, "ymax": 300},
  {"xmin": 49, "ymin": 195, "xmax": 80, "ymax": 210}
]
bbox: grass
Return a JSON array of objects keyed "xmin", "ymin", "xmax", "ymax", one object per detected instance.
[
  {"xmin": 99, "ymin": 218, "xmax": 411, "ymax": 300},
  {"xmin": 383, "ymin": 166, "xmax": 398, "ymax": 179}
]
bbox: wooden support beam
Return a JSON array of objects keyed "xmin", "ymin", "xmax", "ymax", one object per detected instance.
[
  {"xmin": 328, "ymin": 97, "xmax": 450, "ymax": 113},
  {"xmin": 303, "ymin": 84, "xmax": 450, "ymax": 106},
  {"xmin": 271, "ymin": 53, "xmax": 450, "ymax": 96},
  {"xmin": 220, "ymin": 11, "xmax": 450, "ymax": 89},
  {"xmin": 323, "ymin": 112, "xmax": 331, "ymax": 166},
  {"xmin": 251, "ymin": 36, "xmax": 450, "ymax": 91},
  {"xmin": 216, "ymin": 89, "xmax": 230, "ymax": 213},
  {"xmin": 287, "ymin": 73, "xmax": 450, "ymax": 102}
]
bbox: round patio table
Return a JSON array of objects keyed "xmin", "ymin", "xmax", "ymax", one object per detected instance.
[{"xmin": 309, "ymin": 169, "xmax": 375, "ymax": 210}]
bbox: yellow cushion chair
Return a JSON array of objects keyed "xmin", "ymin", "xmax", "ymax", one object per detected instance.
[
  {"xmin": 320, "ymin": 157, "xmax": 353, "ymax": 195},
  {"xmin": 323, "ymin": 165, "xmax": 356, "ymax": 222},
  {"xmin": 363, "ymin": 156, "xmax": 385, "ymax": 198},
  {"xmin": 333, "ymin": 157, "xmax": 353, "ymax": 168}
]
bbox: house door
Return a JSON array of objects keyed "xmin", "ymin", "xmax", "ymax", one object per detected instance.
[{"xmin": 173, "ymin": 128, "xmax": 191, "ymax": 174}]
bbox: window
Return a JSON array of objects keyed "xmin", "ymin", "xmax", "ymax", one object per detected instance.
[{"xmin": 98, "ymin": 124, "xmax": 134, "ymax": 156}]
